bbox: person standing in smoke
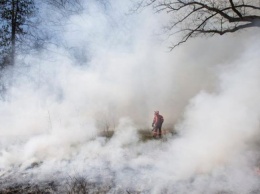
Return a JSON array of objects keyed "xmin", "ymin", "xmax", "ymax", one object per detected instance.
[{"xmin": 152, "ymin": 111, "xmax": 164, "ymax": 138}]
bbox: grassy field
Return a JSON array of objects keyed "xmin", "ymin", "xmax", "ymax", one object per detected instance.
[
  {"xmin": 0, "ymin": 128, "xmax": 177, "ymax": 194},
  {"xmin": 99, "ymin": 128, "xmax": 177, "ymax": 141}
]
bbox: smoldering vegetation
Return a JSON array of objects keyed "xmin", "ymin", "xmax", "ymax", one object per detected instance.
[{"xmin": 0, "ymin": 0, "xmax": 260, "ymax": 193}]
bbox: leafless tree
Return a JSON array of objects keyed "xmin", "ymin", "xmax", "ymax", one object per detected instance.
[
  {"xmin": 134, "ymin": 0, "xmax": 260, "ymax": 49},
  {"xmin": 45, "ymin": 0, "xmax": 84, "ymax": 16}
]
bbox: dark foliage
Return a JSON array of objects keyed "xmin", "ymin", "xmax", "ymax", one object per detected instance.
[{"xmin": 0, "ymin": 0, "xmax": 35, "ymax": 67}]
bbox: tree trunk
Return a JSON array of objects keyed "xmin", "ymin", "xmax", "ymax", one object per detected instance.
[{"xmin": 11, "ymin": 0, "xmax": 18, "ymax": 66}]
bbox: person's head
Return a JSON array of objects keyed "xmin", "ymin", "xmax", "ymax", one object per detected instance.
[{"xmin": 154, "ymin": 111, "xmax": 159, "ymax": 115}]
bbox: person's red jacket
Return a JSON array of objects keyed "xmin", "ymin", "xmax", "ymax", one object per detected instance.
[{"xmin": 152, "ymin": 114, "xmax": 164, "ymax": 127}]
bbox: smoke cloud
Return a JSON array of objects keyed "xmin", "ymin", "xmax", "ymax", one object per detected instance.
[{"xmin": 0, "ymin": 0, "xmax": 259, "ymax": 193}]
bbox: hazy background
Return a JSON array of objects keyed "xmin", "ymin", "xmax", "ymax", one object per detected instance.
[{"xmin": 0, "ymin": 0, "xmax": 259, "ymax": 193}]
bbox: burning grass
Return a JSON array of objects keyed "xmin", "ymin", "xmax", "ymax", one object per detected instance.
[
  {"xmin": 99, "ymin": 128, "xmax": 176, "ymax": 141},
  {"xmin": 0, "ymin": 128, "xmax": 177, "ymax": 194}
]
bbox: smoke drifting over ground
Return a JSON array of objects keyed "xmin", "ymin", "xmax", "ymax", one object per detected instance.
[{"xmin": 0, "ymin": 0, "xmax": 260, "ymax": 193}]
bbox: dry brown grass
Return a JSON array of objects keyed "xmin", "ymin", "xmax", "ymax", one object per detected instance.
[
  {"xmin": 0, "ymin": 129, "xmax": 177, "ymax": 193},
  {"xmin": 0, "ymin": 182, "xmax": 57, "ymax": 194},
  {"xmin": 64, "ymin": 176, "xmax": 112, "ymax": 194},
  {"xmin": 99, "ymin": 128, "xmax": 176, "ymax": 142}
]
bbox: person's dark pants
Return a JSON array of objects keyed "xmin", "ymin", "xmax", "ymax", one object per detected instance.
[{"xmin": 153, "ymin": 125, "xmax": 162, "ymax": 138}]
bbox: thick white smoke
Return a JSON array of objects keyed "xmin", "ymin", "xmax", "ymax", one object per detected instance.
[{"xmin": 0, "ymin": 0, "xmax": 259, "ymax": 193}]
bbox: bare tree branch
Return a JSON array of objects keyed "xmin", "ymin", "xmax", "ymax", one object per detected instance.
[
  {"xmin": 136, "ymin": 0, "xmax": 260, "ymax": 49},
  {"xmin": 229, "ymin": 0, "xmax": 243, "ymax": 18},
  {"xmin": 170, "ymin": 11, "xmax": 218, "ymax": 50}
]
